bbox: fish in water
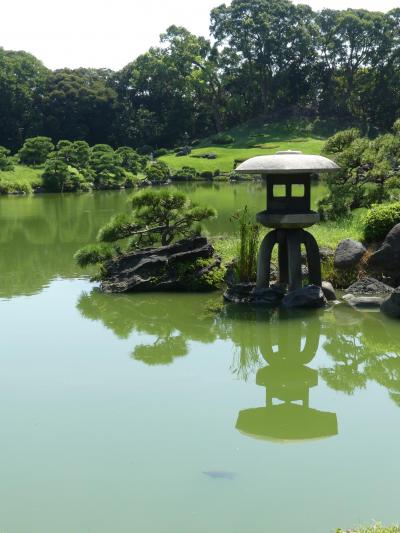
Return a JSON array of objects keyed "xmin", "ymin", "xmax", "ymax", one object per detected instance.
[{"xmin": 202, "ymin": 471, "xmax": 236, "ymax": 480}]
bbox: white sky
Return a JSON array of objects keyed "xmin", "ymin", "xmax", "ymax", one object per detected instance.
[{"xmin": 1, "ymin": 0, "xmax": 399, "ymax": 71}]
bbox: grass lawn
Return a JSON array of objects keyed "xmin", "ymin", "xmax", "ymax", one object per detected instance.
[
  {"xmin": 160, "ymin": 119, "xmax": 327, "ymax": 173},
  {"xmin": 0, "ymin": 165, "xmax": 43, "ymax": 193},
  {"xmin": 214, "ymin": 209, "xmax": 366, "ymax": 266}
]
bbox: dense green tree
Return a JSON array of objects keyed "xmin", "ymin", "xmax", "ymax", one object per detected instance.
[
  {"xmin": 0, "ymin": 48, "xmax": 48, "ymax": 150},
  {"xmin": 42, "ymin": 156, "xmax": 91, "ymax": 192},
  {"xmin": 88, "ymin": 145, "xmax": 126, "ymax": 189},
  {"xmin": 55, "ymin": 140, "xmax": 90, "ymax": 169},
  {"xmin": 1, "ymin": 2, "xmax": 400, "ymax": 150},
  {"xmin": 145, "ymin": 161, "xmax": 170, "ymax": 184},
  {"xmin": 40, "ymin": 69, "xmax": 117, "ymax": 144},
  {"xmin": 115, "ymin": 147, "xmax": 147, "ymax": 174},
  {"xmin": 211, "ymin": 0, "xmax": 317, "ymax": 114},
  {"xmin": 18, "ymin": 136, "xmax": 54, "ymax": 165},
  {"xmin": 0, "ymin": 146, "xmax": 14, "ymax": 171}
]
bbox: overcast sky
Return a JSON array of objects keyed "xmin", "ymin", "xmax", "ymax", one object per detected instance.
[{"xmin": 1, "ymin": 0, "xmax": 399, "ymax": 71}]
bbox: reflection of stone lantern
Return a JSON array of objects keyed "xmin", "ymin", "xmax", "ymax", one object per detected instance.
[
  {"xmin": 236, "ymin": 151, "xmax": 339, "ymax": 291},
  {"xmin": 236, "ymin": 316, "xmax": 338, "ymax": 441}
]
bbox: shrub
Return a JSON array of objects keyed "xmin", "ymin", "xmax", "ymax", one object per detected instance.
[
  {"xmin": 115, "ymin": 146, "xmax": 147, "ymax": 173},
  {"xmin": 172, "ymin": 166, "xmax": 197, "ymax": 181},
  {"xmin": 153, "ymin": 148, "xmax": 168, "ymax": 158},
  {"xmin": 214, "ymin": 169, "xmax": 220, "ymax": 177},
  {"xmin": 211, "ymin": 133, "xmax": 235, "ymax": 145},
  {"xmin": 231, "ymin": 206, "xmax": 260, "ymax": 282},
  {"xmin": 18, "ymin": 136, "xmax": 54, "ymax": 165},
  {"xmin": 89, "ymin": 148, "xmax": 126, "ymax": 189},
  {"xmin": 42, "ymin": 157, "xmax": 92, "ymax": 192},
  {"xmin": 363, "ymin": 202, "xmax": 400, "ymax": 242},
  {"xmin": 145, "ymin": 161, "xmax": 170, "ymax": 183},
  {"xmin": 74, "ymin": 243, "xmax": 117, "ymax": 267},
  {"xmin": 323, "ymin": 128, "xmax": 361, "ymax": 154}
]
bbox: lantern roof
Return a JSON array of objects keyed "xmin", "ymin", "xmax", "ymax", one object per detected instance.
[{"xmin": 235, "ymin": 150, "xmax": 340, "ymax": 175}]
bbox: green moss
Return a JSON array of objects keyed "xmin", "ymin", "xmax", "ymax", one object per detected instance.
[
  {"xmin": 172, "ymin": 257, "xmax": 226, "ymax": 291},
  {"xmin": 321, "ymin": 255, "xmax": 359, "ymax": 289}
]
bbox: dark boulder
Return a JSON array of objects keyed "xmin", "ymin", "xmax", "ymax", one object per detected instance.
[
  {"xmin": 223, "ymin": 282, "xmax": 255, "ymax": 304},
  {"xmin": 253, "ymin": 286, "xmax": 286, "ymax": 306},
  {"xmin": 369, "ymin": 223, "xmax": 400, "ymax": 272},
  {"xmin": 223, "ymin": 283, "xmax": 285, "ymax": 306},
  {"xmin": 344, "ymin": 277, "xmax": 394, "ymax": 297},
  {"xmin": 175, "ymin": 146, "xmax": 192, "ymax": 157},
  {"xmin": 281, "ymin": 285, "xmax": 327, "ymax": 309},
  {"xmin": 100, "ymin": 236, "xmax": 221, "ymax": 293},
  {"xmin": 302, "ymin": 247, "xmax": 334, "ymax": 264},
  {"xmin": 334, "ymin": 239, "xmax": 366, "ymax": 269},
  {"xmin": 381, "ymin": 289, "xmax": 400, "ymax": 319}
]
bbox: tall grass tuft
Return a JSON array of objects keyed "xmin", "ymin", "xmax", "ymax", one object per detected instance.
[{"xmin": 231, "ymin": 206, "xmax": 260, "ymax": 282}]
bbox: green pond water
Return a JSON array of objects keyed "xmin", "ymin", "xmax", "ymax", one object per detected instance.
[{"xmin": 0, "ymin": 184, "xmax": 400, "ymax": 533}]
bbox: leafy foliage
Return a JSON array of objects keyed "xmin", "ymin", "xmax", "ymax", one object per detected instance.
[
  {"xmin": 323, "ymin": 128, "xmax": 361, "ymax": 154},
  {"xmin": 74, "ymin": 243, "xmax": 118, "ymax": 267},
  {"xmin": 363, "ymin": 202, "xmax": 400, "ymax": 242},
  {"xmin": 319, "ymin": 121, "xmax": 400, "ymax": 220}
]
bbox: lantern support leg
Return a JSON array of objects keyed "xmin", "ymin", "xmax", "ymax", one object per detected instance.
[
  {"xmin": 256, "ymin": 230, "xmax": 278, "ymax": 290},
  {"xmin": 286, "ymin": 229, "xmax": 303, "ymax": 291},
  {"xmin": 302, "ymin": 230, "xmax": 322, "ymax": 287},
  {"xmin": 277, "ymin": 230, "xmax": 289, "ymax": 285}
]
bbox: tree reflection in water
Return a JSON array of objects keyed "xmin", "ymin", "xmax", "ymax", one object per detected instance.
[
  {"xmin": 320, "ymin": 304, "xmax": 400, "ymax": 407},
  {"xmin": 77, "ymin": 290, "xmax": 400, "ymax": 439}
]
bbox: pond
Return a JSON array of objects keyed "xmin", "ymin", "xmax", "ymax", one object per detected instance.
[{"xmin": 0, "ymin": 184, "xmax": 399, "ymax": 533}]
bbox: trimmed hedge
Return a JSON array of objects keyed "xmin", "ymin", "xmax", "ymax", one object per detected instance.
[{"xmin": 363, "ymin": 202, "xmax": 400, "ymax": 242}]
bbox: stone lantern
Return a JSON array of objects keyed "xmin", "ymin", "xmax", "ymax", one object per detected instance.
[{"xmin": 236, "ymin": 151, "xmax": 339, "ymax": 291}]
